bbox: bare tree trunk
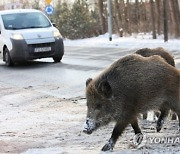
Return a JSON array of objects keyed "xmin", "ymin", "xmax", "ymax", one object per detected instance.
[
  {"xmin": 114, "ymin": 0, "xmax": 122, "ymax": 28},
  {"xmin": 114, "ymin": 0, "xmax": 123, "ymax": 36},
  {"xmin": 171, "ymin": 0, "xmax": 180, "ymax": 38},
  {"xmin": 120, "ymin": 0, "xmax": 126, "ymax": 33},
  {"xmin": 135, "ymin": 0, "xmax": 140, "ymax": 33},
  {"xmin": 156, "ymin": 0, "xmax": 162, "ymax": 35},
  {"xmin": 163, "ymin": 0, "xmax": 168, "ymax": 42},
  {"xmin": 138, "ymin": 0, "xmax": 144, "ymax": 32},
  {"xmin": 127, "ymin": 0, "xmax": 131, "ymax": 34},
  {"xmin": 168, "ymin": 0, "xmax": 175, "ymax": 36},
  {"xmin": 113, "ymin": 16, "xmax": 122, "ymax": 36},
  {"xmin": 150, "ymin": 0, "xmax": 157, "ymax": 39},
  {"xmin": 125, "ymin": 0, "xmax": 131, "ymax": 35},
  {"xmin": 141, "ymin": 0, "xmax": 148, "ymax": 33},
  {"xmin": 98, "ymin": 0, "xmax": 106, "ymax": 34}
]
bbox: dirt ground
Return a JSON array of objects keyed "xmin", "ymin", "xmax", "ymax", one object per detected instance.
[{"xmin": 0, "ymin": 86, "xmax": 180, "ymax": 154}]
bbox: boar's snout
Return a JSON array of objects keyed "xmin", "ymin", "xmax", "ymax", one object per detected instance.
[{"xmin": 83, "ymin": 118, "xmax": 99, "ymax": 135}]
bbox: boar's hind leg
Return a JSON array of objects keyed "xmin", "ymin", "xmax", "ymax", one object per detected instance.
[
  {"xmin": 171, "ymin": 112, "xmax": 177, "ymax": 120},
  {"xmin": 174, "ymin": 113, "xmax": 180, "ymax": 131},
  {"xmin": 101, "ymin": 119, "xmax": 131, "ymax": 151},
  {"xmin": 156, "ymin": 107, "xmax": 169, "ymax": 132},
  {"xmin": 177, "ymin": 113, "xmax": 180, "ymax": 131},
  {"xmin": 168, "ymin": 101, "xmax": 180, "ymax": 131},
  {"xmin": 142, "ymin": 113, "xmax": 147, "ymax": 120}
]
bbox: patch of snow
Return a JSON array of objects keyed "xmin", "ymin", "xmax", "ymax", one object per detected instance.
[{"xmin": 64, "ymin": 33, "xmax": 180, "ymax": 51}]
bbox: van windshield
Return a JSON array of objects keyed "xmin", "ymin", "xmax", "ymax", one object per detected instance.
[{"xmin": 2, "ymin": 12, "xmax": 51, "ymax": 30}]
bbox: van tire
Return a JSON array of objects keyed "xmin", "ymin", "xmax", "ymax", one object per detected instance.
[
  {"xmin": 4, "ymin": 48, "xmax": 14, "ymax": 66},
  {"xmin": 53, "ymin": 56, "xmax": 62, "ymax": 63}
]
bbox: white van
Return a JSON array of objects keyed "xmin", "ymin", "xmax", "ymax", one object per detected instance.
[{"xmin": 0, "ymin": 9, "xmax": 64, "ymax": 66}]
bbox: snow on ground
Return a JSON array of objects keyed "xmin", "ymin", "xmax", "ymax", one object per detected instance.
[
  {"xmin": 64, "ymin": 33, "xmax": 180, "ymax": 66},
  {"xmin": 64, "ymin": 33, "xmax": 180, "ymax": 51}
]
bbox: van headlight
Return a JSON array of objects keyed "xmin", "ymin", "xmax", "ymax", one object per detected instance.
[
  {"xmin": 53, "ymin": 31, "xmax": 62, "ymax": 38},
  {"xmin": 11, "ymin": 33, "xmax": 24, "ymax": 40}
]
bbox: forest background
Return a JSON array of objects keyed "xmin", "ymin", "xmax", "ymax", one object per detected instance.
[{"xmin": 32, "ymin": 0, "xmax": 180, "ymax": 41}]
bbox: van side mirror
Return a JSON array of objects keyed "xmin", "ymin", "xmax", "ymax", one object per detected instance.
[{"xmin": 52, "ymin": 23, "xmax": 56, "ymax": 27}]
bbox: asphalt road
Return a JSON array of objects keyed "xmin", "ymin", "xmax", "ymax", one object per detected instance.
[
  {"xmin": 0, "ymin": 47, "xmax": 136, "ymax": 100},
  {"xmin": 0, "ymin": 46, "xmax": 179, "ymax": 99},
  {"xmin": 0, "ymin": 46, "xmax": 179, "ymax": 101}
]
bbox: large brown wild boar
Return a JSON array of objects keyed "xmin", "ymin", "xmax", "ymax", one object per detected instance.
[
  {"xmin": 83, "ymin": 54, "xmax": 180, "ymax": 151},
  {"xmin": 135, "ymin": 47, "xmax": 177, "ymax": 132}
]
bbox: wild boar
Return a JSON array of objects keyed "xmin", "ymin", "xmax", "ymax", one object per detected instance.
[
  {"xmin": 83, "ymin": 54, "xmax": 180, "ymax": 151},
  {"xmin": 135, "ymin": 47, "xmax": 175, "ymax": 67},
  {"xmin": 135, "ymin": 47, "xmax": 177, "ymax": 132}
]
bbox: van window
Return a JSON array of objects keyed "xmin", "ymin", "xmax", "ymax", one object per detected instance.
[{"xmin": 2, "ymin": 12, "xmax": 51, "ymax": 30}]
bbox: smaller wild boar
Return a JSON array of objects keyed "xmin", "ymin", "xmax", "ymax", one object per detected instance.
[
  {"xmin": 135, "ymin": 47, "xmax": 177, "ymax": 132},
  {"xmin": 83, "ymin": 54, "xmax": 180, "ymax": 151},
  {"xmin": 135, "ymin": 47, "xmax": 175, "ymax": 67}
]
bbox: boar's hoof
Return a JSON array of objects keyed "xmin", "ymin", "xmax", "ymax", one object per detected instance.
[
  {"xmin": 156, "ymin": 120, "xmax": 164, "ymax": 132},
  {"xmin": 156, "ymin": 125, "xmax": 162, "ymax": 132},
  {"xmin": 101, "ymin": 140, "xmax": 114, "ymax": 151},
  {"xmin": 102, "ymin": 144, "xmax": 113, "ymax": 151},
  {"xmin": 83, "ymin": 129, "xmax": 92, "ymax": 135},
  {"xmin": 171, "ymin": 113, "xmax": 177, "ymax": 120}
]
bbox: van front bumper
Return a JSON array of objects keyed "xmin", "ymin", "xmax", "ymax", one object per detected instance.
[{"xmin": 9, "ymin": 37, "xmax": 64, "ymax": 63}]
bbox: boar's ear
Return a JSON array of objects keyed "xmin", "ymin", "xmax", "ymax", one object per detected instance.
[
  {"xmin": 97, "ymin": 79, "xmax": 112, "ymax": 98},
  {"xmin": 86, "ymin": 78, "xmax": 93, "ymax": 87}
]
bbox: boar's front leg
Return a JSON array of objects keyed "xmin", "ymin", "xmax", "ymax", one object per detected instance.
[
  {"xmin": 131, "ymin": 118, "xmax": 144, "ymax": 145},
  {"xmin": 102, "ymin": 119, "xmax": 130, "ymax": 151}
]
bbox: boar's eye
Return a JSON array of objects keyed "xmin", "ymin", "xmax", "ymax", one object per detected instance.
[{"xmin": 95, "ymin": 103, "xmax": 102, "ymax": 110}]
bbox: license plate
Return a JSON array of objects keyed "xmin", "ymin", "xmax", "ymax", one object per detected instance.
[{"xmin": 34, "ymin": 47, "xmax": 51, "ymax": 52}]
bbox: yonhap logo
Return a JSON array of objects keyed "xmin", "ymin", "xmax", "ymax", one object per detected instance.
[
  {"xmin": 132, "ymin": 134, "xmax": 180, "ymax": 146},
  {"xmin": 148, "ymin": 137, "xmax": 180, "ymax": 144}
]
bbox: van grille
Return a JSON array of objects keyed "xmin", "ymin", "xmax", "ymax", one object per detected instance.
[{"xmin": 29, "ymin": 43, "xmax": 53, "ymax": 48}]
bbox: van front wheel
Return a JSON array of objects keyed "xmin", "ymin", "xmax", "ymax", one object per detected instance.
[
  {"xmin": 53, "ymin": 56, "xmax": 62, "ymax": 63},
  {"xmin": 4, "ymin": 48, "xmax": 14, "ymax": 66}
]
